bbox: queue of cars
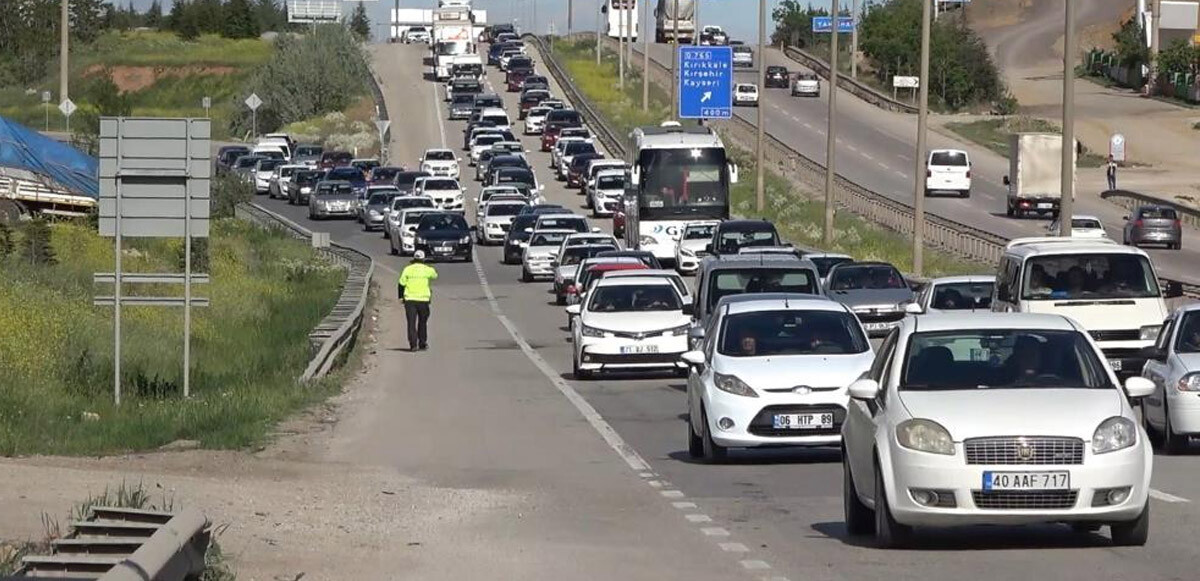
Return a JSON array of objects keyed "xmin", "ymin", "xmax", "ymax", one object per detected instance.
[{"xmin": 251, "ymin": 38, "xmax": 1200, "ymax": 551}]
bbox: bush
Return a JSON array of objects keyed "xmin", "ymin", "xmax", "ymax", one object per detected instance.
[
  {"xmin": 212, "ymin": 171, "xmax": 253, "ymax": 219},
  {"xmin": 19, "ymin": 219, "xmax": 56, "ymax": 266}
]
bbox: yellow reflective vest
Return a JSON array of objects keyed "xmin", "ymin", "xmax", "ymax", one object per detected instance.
[{"xmin": 398, "ymin": 262, "xmax": 438, "ymax": 302}]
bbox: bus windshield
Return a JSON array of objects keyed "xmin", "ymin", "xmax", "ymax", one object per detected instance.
[{"xmin": 638, "ymin": 147, "xmax": 729, "ymax": 218}]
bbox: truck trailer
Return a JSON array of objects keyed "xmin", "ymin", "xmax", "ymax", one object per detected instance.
[
  {"xmin": 654, "ymin": 0, "xmax": 695, "ymax": 44},
  {"xmin": 1003, "ymin": 132, "xmax": 1077, "ymax": 219}
]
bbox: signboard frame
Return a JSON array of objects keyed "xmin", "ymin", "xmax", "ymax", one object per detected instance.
[
  {"xmin": 812, "ymin": 16, "xmax": 855, "ymax": 33},
  {"xmin": 678, "ymin": 46, "xmax": 734, "ymax": 120}
]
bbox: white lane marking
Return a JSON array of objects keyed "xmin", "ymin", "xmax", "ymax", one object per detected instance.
[
  {"xmin": 431, "ymin": 79, "xmax": 447, "ymax": 148},
  {"xmin": 701, "ymin": 527, "xmax": 730, "ymax": 536},
  {"xmin": 638, "ymin": 472, "xmax": 654, "ymax": 478},
  {"xmin": 719, "ymin": 542, "xmax": 749, "ymax": 552},
  {"xmin": 876, "ymin": 161, "xmax": 890, "ymax": 170},
  {"xmin": 661, "ymin": 490, "xmax": 686, "ymax": 498},
  {"xmin": 802, "ymin": 122, "xmax": 813, "ymax": 129},
  {"xmin": 847, "ymin": 145, "xmax": 859, "ymax": 153},
  {"xmin": 894, "ymin": 170, "xmax": 906, "ymax": 178},
  {"xmin": 672, "ymin": 501, "xmax": 698, "ymax": 510},
  {"xmin": 647, "ymin": 480, "xmax": 664, "ymax": 488},
  {"xmin": 1151, "ymin": 488, "xmax": 1190, "ymax": 503},
  {"xmin": 685, "ymin": 514, "xmax": 713, "ymax": 523},
  {"xmin": 740, "ymin": 560, "xmax": 771, "ymax": 570},
  {"xmin": 862, "ymin": 153, "xmax": 875, "ymax": 161}
]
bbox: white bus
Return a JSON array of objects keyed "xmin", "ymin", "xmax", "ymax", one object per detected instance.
[
  {"xmin": 603, "ymin": 0, "xmax": 639, "ymax": 40},
  {"xmin": 622, "ymin": 122, "xmax": 738, "ymax": 264}
]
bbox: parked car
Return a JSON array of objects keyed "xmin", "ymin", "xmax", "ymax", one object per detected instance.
[
  {"xmin": 1123, "ymin": 204, "xmax": 1182, "ymax": 249},
  {"xmin": 764, "ymin": 66, "xmax": 790, "ymax": 88}
]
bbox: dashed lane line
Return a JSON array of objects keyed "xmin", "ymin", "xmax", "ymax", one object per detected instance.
[{"xmin": 1151, "ymin": 489, "xmax": 1190, "ymax": 503}]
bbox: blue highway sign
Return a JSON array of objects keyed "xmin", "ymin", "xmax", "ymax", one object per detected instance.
[
  {"xmin": 678, "ymin": 46, "xmax": 733, "ymax": 119},
  {"xmin": 812, "ymin": 16, "xmax": 854, "ymax": 33}
]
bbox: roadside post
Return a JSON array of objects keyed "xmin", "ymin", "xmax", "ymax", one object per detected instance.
[
  {"xmin": 202, "ymin": 96, "xmax": 211, "ymax": 118},
  {"xmin": 812, "ymin": 8, "xmax": 850, "ymax": 244},
  {"xmin": 96, "ymin": 117, "xmax": 212, "ymax": 405},
  {"xmin": 376, "ymin": 119, "xmax": 391, "ymax": 164},
  {"xmin": 41, "ymin": 91, "xmax": 51, "ymax": 131},
  {"xmin": 911, "ymin": 0, "xmax": 932, "ymax": 276},
  {"xmin": 245, "ymin": 93, "xmax": 263, "ymax": 138},
  {"xmin": 59, "ymin": 98, "xmax": 76, "ymax": 133}
]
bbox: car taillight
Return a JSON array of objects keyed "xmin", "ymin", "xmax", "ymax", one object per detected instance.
[
  {"xmin": 1175, "ymin": 219, "xmax": 1182, "ymax": 228},
  {"xmin": 566, "ymin": 285, "xmax": 577, "ymax": 294},
  {"xmin": 925, "ymin": 169, "xmax": 931, "ymax": 177},
  {"xmin": 965, "ymin": 170, "xmax": 971, "ymax": 178},
  {"xmin": 1134, "ymin": 219, "xmax": 1143, "ymax": 228}
]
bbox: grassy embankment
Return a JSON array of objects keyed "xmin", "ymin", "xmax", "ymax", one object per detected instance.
[
  {"xmin": 551, "ymin": 40, "xmax": 983, "ymax": 277},
  {"xmin": 944, "ymin": 117, "xmax": 1109, "ymax": 168},
  {"xmin": 0, "ymin": 216, "xmax": 345, "ymax": 456}
]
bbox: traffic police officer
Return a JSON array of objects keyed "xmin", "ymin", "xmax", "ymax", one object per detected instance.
[{"xmin": 397, "ymin": 250, "xmax": 438, "ymax": 351}]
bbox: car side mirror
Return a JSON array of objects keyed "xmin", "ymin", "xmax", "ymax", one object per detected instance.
[
  {"xmin": 591, "ymin": 227, "xmax": 601, "ymax": 233},
  {"xmin": 903, "ymin": 302, "xmax": 924, "ymax": 315},
  {"xmin": 1123, "ymin": 376, "xmax": 1155, "ymax": 399},
  {"xmin": 1141, "ymin": 345, "xmax": 1167, "ymax": 362},
  {"xmin": 680, "ymin": 350, "xmax": 706, "ymax": 368},
  {"xmin": 565, "ymin": 304, "xmax": 581, "ymax": 316},
  {"xmin": 705, "ymin": 243, "xmax": 714, "ymax": 254},
  {"xmin": 1002, "ymin": 175, "xmax": 1010, "ymax": 186},
  {"xmin": 848, "ymin": 378, "xmax": 881, "ymax": 400},
  {"xmin": 550, "ymin": 260, "xmax": 558, "ymax": 267},
  {"xmin": 681, "ymin": 304, "xmax": 694, "ymax": 316},
  {"xmin": 1165, "ymin": 281, "xmax": 1184, "ymax": 299},
  {"xmin": 688, "ymin": 326, "xmax": 705, "ymax": 341}
]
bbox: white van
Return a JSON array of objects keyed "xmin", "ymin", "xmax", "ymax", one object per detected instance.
[
  {"xmin": 992, "ymin": 237, "xmax": 1183, "ymax": 376},
  {"xmin": 924, "ymin": 148, "xmax": 971, "ymax": 198}
]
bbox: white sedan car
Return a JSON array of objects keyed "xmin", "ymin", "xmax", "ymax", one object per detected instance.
[
  {"xmin": 521, "ymin": 229, "xmax": 574, "ymax": 282},
  {"xmin": 418, "ymin": 177, "xmax": 465, "ymax": 211},
  {"xmin": 525, "ymin": 106, "xmax": 551, "ymax": 135},
  {"xmin": 842, "ymin": 313, "xmax": 1155, "ymax": 548},
  {"xmin": 1141, "ymin": 303, "xmax": 1200, "ymax": 454},
  {"xmin": 1048, "ymin": 215, "xmax": 1109, "ymax": 239},
  {"xmin": 389, "ymin": 207, "xmax": 439, "ymax": 256},
  {"xmin": 904, "ymin": 275, "xmax": 996, "ymax": 315},
  {"xmin": 675, "ymin": 220, "xmax": 721, "ymax": 275},
  {"xmin": 419, "ymin": 148, "xmax": 461, "ymax": 179},
  {"xmin": 568, "ymin": 277, "xmax": 693, "ymax": 379},
  {"xmin": 733, "ymin": 83, "xmax": 759, "ymax": 107},
  {"xmin": 477, "ymin": 200, "xmax": 527, "ymax": 245},
  {"xmin": 682, "ymin": 295, "xmax": 873, "ymax": 461}
]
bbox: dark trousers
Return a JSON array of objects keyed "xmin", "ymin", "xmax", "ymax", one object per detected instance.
[
  {"xmin": 1107, "ymin": 173, "xmax": 1117, "ymax": 190},
  {"xmin": 404, "ymin": 300, "xmax": 431, "ymax": 349}
]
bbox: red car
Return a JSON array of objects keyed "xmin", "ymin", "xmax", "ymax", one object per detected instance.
[
  {"xmin": 540, "ymin": 110, "xmax": 584, "ymax": 151},
  {"xmin": 506, "ymin": 69, "xmax": 531, "ymax": 92},
  {"xmin": 613, "ymin": 211, "xmax": 626, "ymax": 239},
  {"xmin": 566, "ymin": 153, "xmax": 604, "ymax": 188}
]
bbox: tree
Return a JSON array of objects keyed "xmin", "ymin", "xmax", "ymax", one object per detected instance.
[
  {"xmin": 223, "ymin": 0, "xmax": 260, "ymax": 39},
  {"xmin": 166, "ymin": 0, "xmax": 184, "ymax": 31},
  {"xmin": 20, "ymin": 219, "xmax": 56, "ymax": 266},
  {"xmin": 349, "ymin": 1, "xmax": 371, "ymax": 41},
  {"xmin": 0, "ymin": 221, "xmax": 13, "ymax": 259},
  {"xmin": 70, "ymin": 0, "xmax": 108, "ymax": 44},
  {"xmin": 1112, "ymin": 16, "xmax": 1148, "ymax": 68},
  {"xmin": 144, "ymin": 0, "xmax": 163, "ymax": 29},
  {"xmin": 1157, "ymin": 39, "xmax": 1199, "ymax": 78}
]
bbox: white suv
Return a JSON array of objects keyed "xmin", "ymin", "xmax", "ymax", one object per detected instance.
[
  {"xmin": 924, "ymin": 149, "xmax": 971, "ymax": 198},
  {"xmin": 733, "ymin": 83, "xmax": 759, "ymax": 107}
]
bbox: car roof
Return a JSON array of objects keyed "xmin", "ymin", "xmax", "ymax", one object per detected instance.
[
  {"xmin": 909, "ymin": 312, "xmax": 1079, "ymax": 333},
  {"xmin": 480, "ymin": 107, "xmax": 508, "ymax": 115},
  {"xmin": 707, "ymin": 256, "xmax": 810, "ymax": 269},
  {"xmin": 532, "ymin": 228, "xmax": 577, "ymax": 235},
  {"xmin": 720, "ymin": 219, "xmax": 774, "ymax": 228},
  {"xmin": 720, "ymin": 294, "xmax": 841, "ymax": 315},
  {"xmin": 802, "ymin": 252, "xmax": 852, "ymax": 259},
  {"xmin": 423, "ymin": 148, "xmax": 453, "ymax": 154},
  {"xmin": 605, "ymin": 269, "xmax": 680, "ymax": 279},
  {"xmin": 1003, "ymin": 237, "xmax": 1138, "ymax": 258},
  {"xmin": 1063, "ymin": 214, "xmax": 1102, "ymax": 222},
  {"xmin": 586, "ymin": 260, "xmax": 647, "ymax": 270},
  {"xmin": 927, "ymin": 275, "xmax": 996, "ymax": 285},
  {"xmin": 594, "ymin": 276, "xmax": 674, "ymax": 288}
]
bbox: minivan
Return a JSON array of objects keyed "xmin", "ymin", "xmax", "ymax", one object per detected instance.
[{"xmin": 924, "ymin": 149, "xmax": 971, "ymax": 198}]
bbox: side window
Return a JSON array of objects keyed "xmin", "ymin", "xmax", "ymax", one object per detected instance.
[
  {"xmin": 1155, "ymin": 318, "xmax": 1175, "ymax": 353},
  {"xmin": 867, "ymin": 329, "xmax": 899, "ymax": 382},
  {"xmin": 995, "ymin": 257, "xmax": 1013, "ymax": 303}
]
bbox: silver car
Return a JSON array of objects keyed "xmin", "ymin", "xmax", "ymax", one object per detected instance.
[
  {"xmin": 823, "ymin": 262, "xmax": 914, "ymax": 337},
  {"xmin": 359, "ymin": 188, "xmax": 399, "ymax": 231},
  {"xmin": 308, "ymin": 181, "xmax": 357, "ymax": 220},
  {"xmin": 1123, "ymin": 204, "xmax": 1182, "ymax": 249}
]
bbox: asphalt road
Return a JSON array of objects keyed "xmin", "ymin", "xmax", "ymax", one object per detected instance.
[
  {"xmin": 631, "ymin": 42, "xmax": 1200, "ymax": 285},
  {"xmin": 262, "ymin": 43, "xmax": 1200, "ymax": 579}
]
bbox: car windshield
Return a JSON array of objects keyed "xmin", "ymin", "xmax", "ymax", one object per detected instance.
[
  {"xmin": 295, "ymin": 172, "xmax": 320, "ymax": 184},
  {"xmin": 236, "ymin": 157, "xmax": 262, "ymax": 168},
  {"xmin": 561, "ymin": 245, "xmax": 617, "ymax": 266},
  {"xmin": 902, "ymin": 330, "xmax": 1111, "ymax": 390},
  {"xmin": 425, "ymin": 151, "xmax": 454, "ymax": 161},
  {"xmin": 497, "ymin": 170, "xmax": 535, "ymax": 185},
  {"xmin": 684, "ymin": 224, "xmax": 717, "ymax": 240},
  {"xmin": 538, "ymin": 217, "xmax": 586, "ymax": 231},
  {"xmin": 716, "ymin": 227, "xmax": 779, "ymax": 252},
  {"xmin": 808, "ymin": 256, "xmax": 853, "ymax": 277},
  {"xmin": 475, "ymin": 97, "xmax": 503, "ymax": 108},
  {"xmin": 531, "ymin": 232, "xmax": 570, "ymax": 246},
  {"xmin": 1176, "ymin": 312, "xmax": 1200, "ymax": 353},
  {"xmin": 1021, "ymin": 253, "xmax": 1159, "ymax": 300},
  {"xmin": 828, "ymin": 265, "xmax": 906, "ymax": 290},
  {"xmin": 474, "ymin": 135, "xmax": 502, "ymax": 147},
  {"xmin": 929, "ymin": 282, "xmax": 994, "ymax": 310},
  {"xmin": 372, "ymin": 168, "xmax": 400, "ymax": 180},
  {"xmin": 296, "ymin": 146, "xmax": 321, "ymax": 156},
  {"xmin": 393, "ymin": 198, "xmax": 433, "ymax": 210},
  {"xmin": 588, "ymin": 284, "xmax": 681, "ymax": 312},
  {"xmin": 564, "ymin": 142, "xmax": 595, "ymax": 155},
  {"xmin": 453, "ymin": 95, "xmax": 475, "ymax": 105},
  {"xmin": 403, "ymin": 211, "xmax": 433, "ymax": 224},
  {"xmin": 930, "ymin": 151, "xmax": 968, "ymax": 166},
  {"xmin": 424, "ymin": 179, "xmax": 458, "ymax": 190},
  {"xmin": 418, "ymin": 214, "xmax": 468, "ymax": 231},
  {"xmin": 396, "ymin": 173, "xmax": 428, "ymax": 186},
  {"xmin": 597, "ymin": 175, "xmax": 626, "ymax": 190},
  {"xmin": 547, "ymin": 111, "xmax": 583, "ymax": 126},
  {"xmin": 258, "ymin": 159, "xmax": 283, "ymax": 171},
  {"xmin": 719, "ymin": 310, "xmax": 868, "ymax": 357},
  {"xmin": 709, "ymin": 268, "xmax": 818, "ymax": 309},
  {"xmin": 1139, "ymin": 207, "xmax": 1177, "ymax": 219},
  {"xmin": 327, "ymin": 168, "xmax": 363, "ymax": 181},
  {"xmin": 367, "ymin": 193, "xmax": 391, "ymax": 205},
  {"xmin": 486, "ymin": 203, "xmax": 524, "ymax": 216}
]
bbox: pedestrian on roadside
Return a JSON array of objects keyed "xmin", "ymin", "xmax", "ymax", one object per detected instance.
[
  {"xmin": 397, "ymin": 250, "xmax": 438, "ymax": 351},
  {"xmin": 1106, "ymin": 155, "xmax": 1118, "ymax": 191}
]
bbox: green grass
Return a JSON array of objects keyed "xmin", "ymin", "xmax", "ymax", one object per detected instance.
[
  {"xmin": 945, "ymin": 117, "xmax": 1108, "ymax": 168},
  {"xmin": 82, "ymin": 31, "xmax": 274, "ymax": 69},
  {"xmin": 551, "ymin": 39, "xmax": 986, "ymax": 277},
  {"xmin": 0, "ymin": 218, "xmax": 344, "ymax": 456}
]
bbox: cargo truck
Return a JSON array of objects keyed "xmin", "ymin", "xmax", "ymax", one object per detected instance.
[
  {"xmin": 654, "ymin": 0, "xmax": 695, "ymax": 44},
  {"xmin": 1002, "ymin": 132, "xmax": 1077, "ymax": 219},
  {"xmin": 433, "ymin": 5, "xmax": 475, "ymax": 80}
]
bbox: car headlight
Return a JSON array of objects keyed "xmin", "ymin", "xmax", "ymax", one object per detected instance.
[
  {"xmin": 1139, "ymin": 325, "xmax": 1161, "ymax": 341},
  {"xmin": 1179, "ymin": 373, "xmax": 1200, "ymax": 392},
  {"xmin": 369, "ymin": 209, "xmax": 380, "ymax": 217},
  {"xmin": 580, "ymin": 324, "xmax": 605, "ymax": 338},
  {"xmin": 1092, "ymin": 416, "xmax": 1137, "ymax": 454},
  {"xmin": 460, "ymin": 235, "xmax": 471, "ymax": 244},
  {"xmin": 679, "ymin": 247, "xmax": 696, "ymax": 257},
  {"xmin": 639, "ymin": 235, "xmax": 657, "ymax": 246},
  {"xmin": 713, "ymin": 372, "xmax": 758, "ymax": 398},
  {"xmin": 666, "ymin": 324, "xmax": 691, "ymax": 335},
  {"xmin": 415, "ymin": 237, "xmax": 426, "ymax": 244},
  {"xmin": 895, "ymin": 419, "xmax": 955, "ymax": 455}
]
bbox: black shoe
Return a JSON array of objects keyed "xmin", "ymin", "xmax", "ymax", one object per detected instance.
[
  {"xmin": 419, "ymin": 344, "xmax": 428, "ymax": 351},
  {"xmin": 409, "ymin": 346, "xmax": 419, "ymax": 352}
]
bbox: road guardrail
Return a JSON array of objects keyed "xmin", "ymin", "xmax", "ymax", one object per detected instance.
[
  {"xmin": 536, "ymin": 34, "xmax": 1198, "ymax": 299},
  {"xmin": 1101, "ymin": 189, "xmax": 1200, "ymax": 231},
  {"xmin": 12, "ymin": 506, "xmax": 209, "ymax": 580},
  {"xmin": 779, "ymin": 45, "xmax": 920, "ymax": 114},
  {"xmin": 525, "ymin": 35, "xmax": 628, "ymax": 159},
  {"xmin": 236, "ymin": 202, "xmax": 374, "ymax": 381}
]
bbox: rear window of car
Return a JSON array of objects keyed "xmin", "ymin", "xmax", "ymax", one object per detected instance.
[
  {"xmin": 424, "ymin": 179, "xmax": 458, "ymax": 190},
  {"xmin": 930, "ymin": 151, "xmax": 969, "ymax": 166},
  {"xmin": 1139, "ymin": 207, "xmax": 1178, "ymax": 219},
  {"xmin": 425, "ymin": 150, "xmax": 454, "ymax": 161},
  {"xmin": 486, "ymin": 203, "xmax": 525, "ymax": 216},
  {"xmin": 538, "ymin": 217, "xmax": 587, "ymax": 231},
  {"xmin": 546, "ymin": 111, "xmax": 582, "ymax": 126},
  {"xmin": 327, "ymin": 168, "xmax": 363, "ymax": 181}
]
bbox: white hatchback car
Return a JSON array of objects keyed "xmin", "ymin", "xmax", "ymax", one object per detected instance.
[
  {"xmin": 521, "ymin": 229, "xmax": 575, "ymax": 282},
  {"xmin": 924, "ymin": 149, "xmax": 971, "ymax": 198},
  {"xmin": 734, "ymin": 83, "xmax": 759, "ymax": 107},
  {"xmin": 419, "ymin": 148, "xmax": 461, "ymax": 179},
  {"xmin": 525, "ymin": 106, "xmax": 552, "ymax": 135},
  {"xmin": 1048, "ymin": 215, "xmax": 1109, "ymax": 239},
  {"xmin": 568, "ymin": 277, "xmax": 693, "ymax": 379},
  {"xmin": 588, "ymin": 168, "xmax": 627, "ymax": 217},
  {"xmin": 675, "ymin": 220, "xmax": 722, "ymax": 275},
  {"xmin": 904, "ymin": 275, "xmax": 996, "ymax": 315},
  {"xmin": 1140, "ymin": 303, "xmax": 1200, "ymax": 454},
  {"xmin": 389, "ymin": 207, "xmax": 439, "ymax": 256},
  {"xmin": 682, "ymin": 295, "xmax": 873, "ymax": 461},
  {"xmin": 841, "ymin": 313, "xmax": 1155, "ymax": 548}
]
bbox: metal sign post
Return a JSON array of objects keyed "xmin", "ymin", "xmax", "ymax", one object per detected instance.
[
  {"xmin": 42, "ymin": 91, "xmax": 51, "ymax": 131},
  {"xmin": 97, "ymin": 117, "xmax": 212, "ymax": 405},
  {"xmin": 245, "ymin": 93, "xmax": 263, "ymax": 138},
  {"xmin": 892, "ymin": 75, "xmax": 919, "ymax": 102},
  {"xmin": 202, "ymin": 96, "xmax": 212, "ymax": 118},
  {"xmin": 678, "ymin": 46, "xmax": 733, "ymax": 119},
  {"xmin": 375, "ymin": 119, "xmax": 391, "ymax": 163},
  {"xmin": 59, "ymin": 98, "xmax": 76, "ymax": 133}
]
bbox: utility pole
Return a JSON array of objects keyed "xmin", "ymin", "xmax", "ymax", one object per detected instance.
[
  {"xmin": 851, "ymin": 0, "xmax": 858, "ymax": 78},
  {"xmin": 626, "ymin": 2, "xmax": 634, "ymax": 70},
  {"xmin": 596, "ymin": 0, "xmax": 602, "ymax": 65},
  {"xmin": 823, "ymin": 0, "xmax": 841, "ymax": 245},
  {"xmin": 755, "ymin": 0, "xmax": 766, "ymax": 211},
  {"xmin": 568, "ymin": 0, "xmax": 573, "ymax": 36},
  {"xmin": 1060, "ymin": 0, "xmax": 1076, "ymax": 237},
  {"xmin": 671, "ymin": 0, "xmax": 679, "ymax": 118},
  {"xmin": 642, "ymin": 0, "xmax": 650, "ymax": 111},
  {"xmin": 60, "ymin": 0, "xmax": 69, "ymax": 106},
  {"xmin": 619, "ymin": 3, "xmax": 626, "ymax": 89},
  {"xmin": 911, "ymin": 0, "xmax": 931, "ymax": 276},
  {"xmin": 1148, "ymin": 0, "xmax": 1161, "ymax": 96}
]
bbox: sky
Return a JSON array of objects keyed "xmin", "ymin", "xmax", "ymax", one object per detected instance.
[{"xmin": 113, "ymin": 0, "xmax": 796, "ymax": 44}]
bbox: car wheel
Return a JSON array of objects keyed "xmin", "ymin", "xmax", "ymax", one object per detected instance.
[
  {"xmin": 521, "ymin": 268, "xmax": 532, "ymax": 283},
  {"xmin": 572, "ymin": 352, "xmax": 592, "ymax": 380},
  {"xmin": 687, "ymin": 412, "xmax": 705, "ymax": 459},
  {"xmin": 1164, "ymin": 400, "xmax": 1189, "ymax": 454},
  {"xmin": 873, "ymin": 461, "xmax": 912, "ymax": 548},
  {"xmin": 555, "ymin": 293, "xmax": 566, "ymax": 306},
  {"xmin": 1005, "ymin": 202, "xmax": 1014, "ymax": 217},
  {"xmin": 843, "ymin": 452, "xmax": 875, "ymax": 536},
  {"xmin": 700, "ymin": 407, "xmax": 727, "ymax": 463},
  {"xmin": 1109, "ymin": 501, "xmax": 1150, "ymax": 546},
  {"xmin": 960, "ymin": 189, "xmax": 970, "ymax": 198}
]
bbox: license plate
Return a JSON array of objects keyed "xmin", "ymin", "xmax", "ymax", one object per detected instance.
[
  {"xmin": 435, "ymin": 247, "xmax": 453, "ymax": 254},
  {"xmin": 1109, "ymin": 359, "xmax": 1123, "ymax": 371},
  {"xmin": 1037, "ymin": 203, "xmax": 1053, "ymax": 209},
  {"xmin": 619, "ymin": 344, "xmax": 660, "ymax": 354},
  {"xmin": 863, "ymin": 322, "xmax": 891, "ymax": 330},
  {"xmin": 982, "ymin": 471, "xmax": 1070, "ymax": 491},
  {"xmin": 773, "ymin": 413, "xmax": 834, "ymax": 430}
]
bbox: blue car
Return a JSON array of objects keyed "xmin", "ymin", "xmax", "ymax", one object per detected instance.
[{"xmin": 324, "ymin": 166, "xmax": 367, "ymax": 194}]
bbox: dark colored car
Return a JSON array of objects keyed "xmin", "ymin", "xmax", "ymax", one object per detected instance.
[
  {"xmin": 320, "ymin": 151, "xmax": 353, "ymax": 169},
  {"xmin": 232, "ymin": 155, "xmax": 265, "ymax": 180},
  {"xmin": 566, "ymin": 152, "xmax": 604, "ymax": 188},
  {"xmin": 708, "ymin": 219, "xmax": 783, "ymax": 256},
  {"xmin": 488, "ymin": 41, "xmax": 520, "ymax": 65},
  {"xmin": 491, "ymin": 167, "xmax": 538, "ymax": 192},
  {"xmin": 541, "ymin": 110, "xmax": 584, "ymax": 151},
  {"xmin": 507, "ymin": 55, "xmax": 534, "ymax": 72},
  {"xmin": 324, "ymin": 166, "xmax": 367, "ymax": 195},
  {"xmin": 503, "ymin": 214, "xmax": 541, "ymax": 264},
  {"xmin": 521, "ymin": 75, "xmax": 549, "ymax": 92},
  {"xmin": 472, "ymin": 93, "xmax": 504, "ymax": 112},
  {"xmin": 369, "ymin": 166, "xmax": 403, "ymax": 185},
  {"xmin": 518, "ymin": 90, "xmax": 551, "ymax": 119},
  {"xmin": 449, "ymin": 94, "xmax": 476, "ymax": 119},
  {"xmin": 360, "ymin": 189, "xmax": 399, "ymax": 231},
  {"xmin": 394, "ymin": 170, "xmax": 431, "ymax": 195},
  {"xmin": 216, "ymin": 145, "xmax": 250, "ymax": 173},
  {"xmin": 463, "ymin": 120, "xmax": 497, "ymax": 150},
  {"xmin": 287, "ymin": 169, "xmax": 323, "ymax": 205},
  {"xmin": 449, "ymin": 78, "xmax": 483, "ymax": 101},
  {"xmin": 1123, "ymin": 204, "xmax": 1183, "ymax": 249},
  {"xmin": 352, "ymin": 159, "xmax": 381, "ymax": 174},
  {"xmin": 506, "ymin": 68, "xmax": 532, "ymax": 92},
  {"xmin": 413, "ymin": 212, "xmax": 474, "ymax": 262},
  {"xmin": 764, "ymin": 65, "xmax": 790, "ymax": 88},
  {"xmin": 483, "ymin": 155, "xmax": 532, "ymax": 185}
]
